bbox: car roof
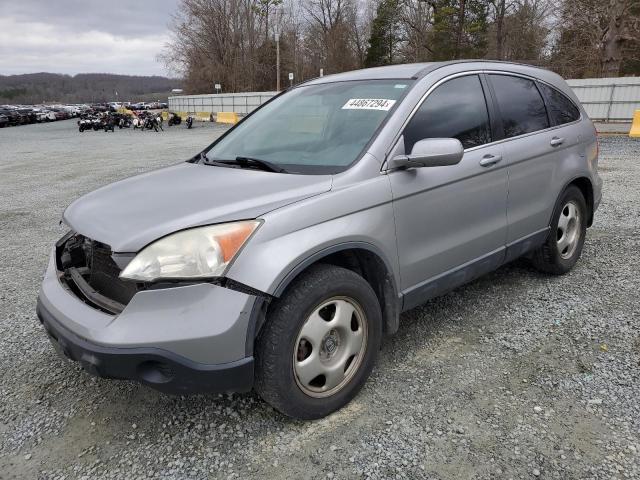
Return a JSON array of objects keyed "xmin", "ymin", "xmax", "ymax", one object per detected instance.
[
  {"xmin": 301, "ymin": 59, "xmax": 575, "ymax": 101},
  {"xmin": 303, "ymin": 60, "xmax": 559, "ymax": 84}
]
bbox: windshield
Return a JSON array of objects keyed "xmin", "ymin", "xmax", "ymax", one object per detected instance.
[{"xmin": 205, "ymin": 80, "xmax": 412, "ymax": 174}]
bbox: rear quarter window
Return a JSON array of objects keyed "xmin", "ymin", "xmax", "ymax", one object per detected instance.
[{"xmin": 538, "ymin": 82, "xmax": 581, "ymax": 125}]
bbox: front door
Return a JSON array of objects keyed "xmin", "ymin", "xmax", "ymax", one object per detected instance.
[{"xmin": 388, "ymin": 74, "xmax": 508, "ymax": 310}]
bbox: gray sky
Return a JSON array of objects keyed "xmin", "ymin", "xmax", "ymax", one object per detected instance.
[{"xmin": 0, "ymin": 0, "xmax": 179, "ymax": 76}]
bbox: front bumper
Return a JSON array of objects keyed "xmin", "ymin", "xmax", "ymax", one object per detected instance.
[
  {"xmin": 37, "ymin": 299, "xmax": 254, "ymax": 394},
  {"xmin": 37, "ymin": 247, "xmax": 258, "ymax": 394}
]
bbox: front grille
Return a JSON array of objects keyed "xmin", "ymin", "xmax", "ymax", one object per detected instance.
[
  {"xmin": 57, "ymin": 233, "xmax": 140, "ymax": 313},
  {"xmin": 87, "ymin": 243, "xmax": 138, "ymax": 306}
]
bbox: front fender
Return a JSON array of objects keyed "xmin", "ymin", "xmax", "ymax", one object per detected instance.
[{"xmin": 225, "ymin": 175, "xmax": 401, "ymax": 298}]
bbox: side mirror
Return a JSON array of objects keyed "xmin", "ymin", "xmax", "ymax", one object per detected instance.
[{"xmin": 389, "ymin": 138, "xmax": 464, "ymax": 169}]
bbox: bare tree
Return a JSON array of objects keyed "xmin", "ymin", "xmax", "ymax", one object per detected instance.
[
  {"xmin": 502, "ymin": 0, "xmax": 550, "ymax": 61},
  {"xmin": 304, "ymin": 0, "xmax": 360, "ymax": 73},
  {"xmin": 552, "ymin": 0, "xmax": 640, "ymax": 77},
  {"xmin": 161, "ymin": 0, "xmax": 640, "ymax": 94},
  {"xmin": 601, "ymin": 0, "xmax": 640, "ymax": 76},
  {"xmin": 401, "ymin": 0, "xmax": 436, "ymax": 62},
  {"xmin": 488, "ymin": 0, "xmax": 516, "ymax": 59}
]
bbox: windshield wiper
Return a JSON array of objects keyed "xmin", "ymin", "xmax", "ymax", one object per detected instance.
[
  {"xmin": 234, "ymin": 156, "xmax": 287, "ymax": 173},
  {"xmin": 203, "ymin": 155, "xmax": 287, "ymax": 173}
]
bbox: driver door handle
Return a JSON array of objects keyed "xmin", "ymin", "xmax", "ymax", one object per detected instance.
[
  {"xmin": 550, "ymin": 136, "xmax": 565, "ymax": 147},
  {"xmin": 479, "ymin": 154, "xmax": 502, "ymax": 167}
]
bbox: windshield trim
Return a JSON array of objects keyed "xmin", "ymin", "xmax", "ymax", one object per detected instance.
[{"xmin": 192, "ymin": 79, "xmax": 415, "ymax": 175}]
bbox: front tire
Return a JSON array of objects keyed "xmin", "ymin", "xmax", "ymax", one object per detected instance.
[
  {"xmin": 255, "ymin": 264, "xmax": 382, "ymax": 419},
  {"xmin": 531, "ymin": 185, "xmax": 587, "ymax": 275}
]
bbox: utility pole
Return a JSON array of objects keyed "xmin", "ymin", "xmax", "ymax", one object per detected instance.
[
  {"xmin": 274, "ymin": 7, "xmax": 284, "ymax": 91},
  {"xmin": 275, "ymin": 32, "xmax": 281, "ymax": 91}
]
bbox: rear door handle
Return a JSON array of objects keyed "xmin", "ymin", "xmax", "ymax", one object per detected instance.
[
  {"xmin": 479, "ymin": 154, "xmax": 502, "ymax": 167},
  {"xmin": 550, "ymin": 137, "xmax": 565, "ymax": 147}
]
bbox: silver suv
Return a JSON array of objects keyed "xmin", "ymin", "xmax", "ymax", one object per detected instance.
[{"xmin": 37, "ymin": 61, "xmax": 602, "ymax": 419}]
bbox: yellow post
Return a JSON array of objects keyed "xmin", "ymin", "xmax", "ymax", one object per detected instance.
[{"xmin": 630, "ymin": 110, "xmax": 640, "ymax": 138}]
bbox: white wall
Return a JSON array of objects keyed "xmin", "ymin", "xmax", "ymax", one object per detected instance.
[
  {"xmin": 567, "ymin": 77, "xmax": 640, "ymax": 121},
  {"xmin": 168, "ymin": 91, "xmax": 276, "ymax": 115},
  {"xmin": 170, "ymin": 76, "xmax": 640, "ymax": 122}
]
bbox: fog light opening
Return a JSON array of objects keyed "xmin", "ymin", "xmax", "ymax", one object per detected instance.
[{"xmin": 137, "ymin": 361, "xmax": 175, "ymax": 384}]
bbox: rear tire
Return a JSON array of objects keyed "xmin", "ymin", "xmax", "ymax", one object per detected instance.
[
  {"xmin": 531, "ymin": 185, "xmax": 587, "ymax": 275},
  {"xmin": 255, "ymin": 264, "xmax": 382, "ymax": 419}
]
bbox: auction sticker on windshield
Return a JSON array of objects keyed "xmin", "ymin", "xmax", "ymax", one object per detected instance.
[{"xmin": 342, "ymin": 99, "xmax": 396, "ymax": 111}]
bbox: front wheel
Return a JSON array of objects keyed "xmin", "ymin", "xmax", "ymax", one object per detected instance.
[
  {"xmin": 531, "ymin": 185, "xmax": 587, "ymax": 275},
  {"xmin": 255, "ymin": 264, "xmax": 382, "ymax": 419}
]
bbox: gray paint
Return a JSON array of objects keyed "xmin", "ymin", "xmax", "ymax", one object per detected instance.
[
  {"xmin": 389, "ymin": 137, "xmax": 464, "ymax": 169},
  {"xmin": 40, "ymin": 60, "xmax": 602, "ymax": 368},
  {"xmin": 39, "ymin": 250, "xmax": 255, "ymax": 363},
  {"xmin": 63, "ymin": 162, "xmax": 332, "ymax": 252}
]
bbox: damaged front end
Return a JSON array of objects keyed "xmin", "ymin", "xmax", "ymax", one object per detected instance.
[{"xmin": 55, "ymin": 231, "xmax": 140, "ymax": 314}]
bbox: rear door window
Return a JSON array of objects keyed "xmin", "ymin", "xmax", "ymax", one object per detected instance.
[
  {"xmin": 538, "ymin": 83, "xmax": 580, "ymax": 125},
  {"xmin": 489, "ymin": 74, "xmax": 549, "ymax": 138},
  {"xmin": 403, "ymin": 75, "xmax": 491, "ymax": 152}
]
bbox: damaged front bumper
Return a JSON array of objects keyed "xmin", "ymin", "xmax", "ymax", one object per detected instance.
[{"xmin": 37, "ymin": 247, "xmax": 259, "ymax": 394}]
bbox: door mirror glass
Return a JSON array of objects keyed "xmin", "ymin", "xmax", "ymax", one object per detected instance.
[{"xmin": 389, "ymin": 138, "xmax": 464, "ymax": 169}]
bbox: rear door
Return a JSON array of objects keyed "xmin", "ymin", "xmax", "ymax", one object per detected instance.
[
  {"xmin": 388, "ymin": 74, "xmax": 508, "ymax": 310},
  {"xmin": 486, "ymin": 74, "xmax": 559, "ymax": 247}
]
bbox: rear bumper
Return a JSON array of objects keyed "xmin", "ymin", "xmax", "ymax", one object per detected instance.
[
  {"xmin": 593, "ymin": 174, "xmax": 603, "ymax": 212},
  {"xmin": 37, "ymin": 298, "xmax": 254, "ymax": 394}
]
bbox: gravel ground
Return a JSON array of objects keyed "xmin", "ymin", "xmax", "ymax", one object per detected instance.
[{"xmin": 1, "ymin": 120, "xmax": 639, "ymax": 480}]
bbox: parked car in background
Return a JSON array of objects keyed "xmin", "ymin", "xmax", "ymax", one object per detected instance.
[
  {"xmin": 0, "ymin": 104, "xmax": 94, "ymax": 126},
  {"xmin": 0, "ymin": 113, "xmax": 8, "ymax": 128},
  {"xmin": 38, "ymin": 109, "xmax": 57, "ymax": 122},
  {"xmin": 37, "ymin": 61, "xmax": 601, "ymax": 420},
  {"xmin": 0, "ymin": 107, "xmax": 20, "ymax": 126},
  {"xmin": 17, "ymin": 108, "xmax": 37, "ymax": 124},
  {"xmin": 90, "ymin": 104, "xmax": 109, "ymax": 113},
  {"xmin": 50, "ymin": 108, "xmax": 68, "ymax": 120}
]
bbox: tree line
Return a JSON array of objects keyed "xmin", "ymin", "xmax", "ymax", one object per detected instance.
[
  {"xmin": 162, "ymin": 0, "xmax": 640, "ymax": 94},
  {"xmin": 0, "ymin": 73, "xmax": 181, "ymax": 105}
]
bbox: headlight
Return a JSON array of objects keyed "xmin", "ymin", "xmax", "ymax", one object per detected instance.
[{"xmin": 120, "ymin": 221, "xmax": 260, "ymax": 281}]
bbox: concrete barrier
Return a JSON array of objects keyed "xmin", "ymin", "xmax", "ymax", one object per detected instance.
[
  {"xmin": 630, "ymin": 110, "xmax": 640, "ymax": 138},
  {"xmin": 216, "ymin": 112, "xmax": 239, "ymax": 124}
]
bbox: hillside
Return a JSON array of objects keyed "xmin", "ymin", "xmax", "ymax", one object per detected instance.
[{"xmin": 0, "ymin": 73, "xmax": 182, "ymax": 104}]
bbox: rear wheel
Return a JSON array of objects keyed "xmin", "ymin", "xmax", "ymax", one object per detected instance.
[
  {"xmin": 531, "ymin": 185, "xmax": 587, "ymax": 274},
  {"xmin": 255, "ymin": 264, "xmax": 382, "ymax": 419}
]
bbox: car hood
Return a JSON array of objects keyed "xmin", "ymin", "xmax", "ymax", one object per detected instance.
[{"xmin": 64, "ymin": 162, "xmax": 332, "ymax": 252}]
